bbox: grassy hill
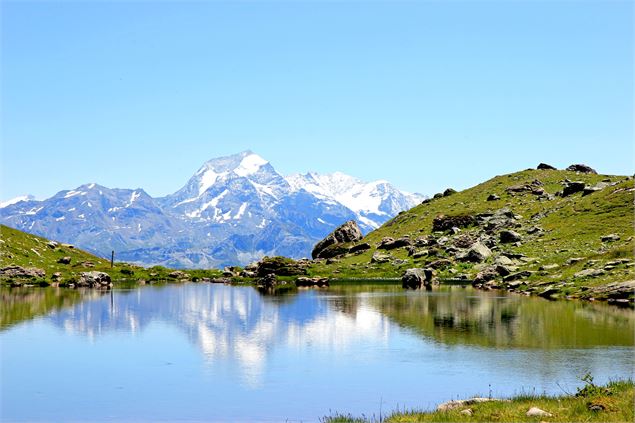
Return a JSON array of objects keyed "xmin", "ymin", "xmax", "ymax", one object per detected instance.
[
  {"xmin": 0, "ymin": 224, "xmax": 221, "ymax": 286},
  {"xmin": 307, "ymin": 166, "xmax": 634, "ymax": 302}
]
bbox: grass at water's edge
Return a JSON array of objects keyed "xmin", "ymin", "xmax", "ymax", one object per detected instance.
[{"xmin": 322, "ymin": 379, "xmax": 635, "ymax": 423}]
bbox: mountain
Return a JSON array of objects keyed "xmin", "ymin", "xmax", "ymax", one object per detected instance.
[
  {"xmin": 0, "ymin": 195, "xmax": 35, "ymax": 209},
  {"xmin": 1, "ymin": 151, "xmax": 425, "ymax": 268}
]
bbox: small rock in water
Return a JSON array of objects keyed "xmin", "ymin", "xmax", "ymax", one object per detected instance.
[{"xmin": 526, "ymin": 407, "xmax": 552, "ymax": 417}]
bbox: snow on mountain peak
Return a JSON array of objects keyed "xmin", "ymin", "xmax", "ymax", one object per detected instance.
[
  {"xmin": 0, "ymin": 195, "xmax": 36, "ymax": 208},
  {"xmin": 234, "ymin": 153, "xmax": 269, "ymax": 177}
]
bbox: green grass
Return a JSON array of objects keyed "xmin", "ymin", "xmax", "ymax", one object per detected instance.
[
  {"xmin": 0, "ymin": 224, "xmax": 223, "ymax": 285},
  {"xmin": 307, "ymin": 169, "xmax": 635, "ymax": 300},
  {"xmin": 323, "ymin": 379, "xmax": 635, "ymax": 423}
]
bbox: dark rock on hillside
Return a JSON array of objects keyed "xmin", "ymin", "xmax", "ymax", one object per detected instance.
[
  {"xmin": 57, "ymin": 256, "xmax": 72, "ymax": 264},
  {"xmin": 457, "ymin": 242, "xmax": 492, "ymax": 262},
  {"xmin": 377, "ymin": 236, "xmax": 412, "ymax": 250},
  {"xmin": 317, "ymin": 244, "xmax": 351, "ymax": 259},
  {"xmin": 503, "ymin": 270, "xmax": 533, "ymax": 282},
  {"xmin": 601, "ymin": 234, "xmax": 620, "ymax": 242},
  {"xmin": 566, "ymin": 164, "xmax": 597, "ymax": 174},
  {"xmin": 537, "ymin": 163, "xmax": 557, "ymax": 170},
  {"xmin": 486, "ymin": 194, "xmax": 500, "ymax": 201},
  {"xmin": 311, "ymin": 220, "xmax": 363, "ymax": 259},
  {"xmin": 0, "ymin": 265, "xmax": 46, "ymax": 279},
  {"xmin": 432, "ymin": 214, "xmax": 476, "ymax": 232},
  {"xmin": 349, "ymin": 242, "xmax": 371, "ymax": 253},
  {"xmin": 562, "ymin": 181, "xmax": 586, "ymax": 197},
  {"xmin": 473, "ymin": 267, "xmax": 499, "ymax": 285},
  {"xmin": 506, "ymin": 179, "xmax": 544, "ymax": 195},
  {"xmin": 443, "ymin": 188, "xmax": 457, "ymax": 197},
  {"xmin": 433, "ymin": 193, "xmax": 443, "ymax": 199},
  {"xmin": 499, "ymin": 230, "xmax": 522, "ymax": 244}
]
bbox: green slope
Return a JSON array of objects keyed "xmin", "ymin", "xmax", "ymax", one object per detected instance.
[{"xmin": 308, "ymin": 167, "xmax": 634, "ymax": 301}]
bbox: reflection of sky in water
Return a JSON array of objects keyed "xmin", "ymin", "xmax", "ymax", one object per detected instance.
[{"xmin": 1, "ymin": 284, "xmax": 633, "ymax": 422}]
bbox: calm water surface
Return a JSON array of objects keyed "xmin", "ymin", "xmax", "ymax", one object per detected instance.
[{"xmin": 1, "ymin": 283, "xmax": 633, "ymax": 422}]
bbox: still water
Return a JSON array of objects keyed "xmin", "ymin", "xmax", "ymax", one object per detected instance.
[{"xmin": 1, "ymin": 283, "xmax": 633, "ymax": 422}]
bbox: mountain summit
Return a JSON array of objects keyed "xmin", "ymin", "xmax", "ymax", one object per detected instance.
[{"xmin": 1, "ymin": 151, "xmax": 425, "ymax": 268}]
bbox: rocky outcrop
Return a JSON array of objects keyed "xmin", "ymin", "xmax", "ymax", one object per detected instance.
[
  {"xmin": 499, "ymin": 230, "xmax": 522, "ymax": 244},
  {"xmin": 168, "ymin": 270, "xmax": 191, "ymax": 280},
  {"xmin": 0, "ymin": 265, "xmax": 46, "ymax": 279},
  {"xmin": 537, "ymin": 163, "xmax": 557, "ymax": 170},
  {"xmin": 486, "ymin": 194, "xmax": 500, "ymax": 201},
  {"xmin": 295, "ymin": 276, "xmax": 329, "ymax": 288},
  {"xmin": 562, "ymin": 181, "xmax": 586, "ymax": 197},
  {"xmin": 402, "ymin": 268, "xmax": 434, "ymax": 289},
  {"xmin": 256, "ymin": 256, "xmax": 308, "ymax": 277},
  {"xmin": 311, "ymin": 220, "xmax": 363, "ymax": 259},
  {"xmin": 457, "ymin": 242, "xmax": 492, "ymax": 263},
  {"xmin": 349, "ymin": 242, "xmax": 371, "ymax": 253},
  {"xmin": 377, "ymin": 236, "xmax": 412, "ymax": 250},
  {"xmin": 432, "ymin": 214, "xmax": 476, "ymax": 232},
  {"xmin": 566, "ymin": 164, "xmax": 597, "ymax": 174},
  {"xmin": 601, "ymin": 234, "xmax": 620, "ymax": 242},
  {"xmin": 77, "ymin": 271, "xmax": 111, "ymax": 288}
]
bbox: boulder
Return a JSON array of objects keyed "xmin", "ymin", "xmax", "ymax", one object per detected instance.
[
  {"xmin": 377, "ymin": 237, "xmax": 412, "ymax": 250},
  {"xmin": 473, "ymin": 267, "xmax": 499, "ymax": 285},
  {"xmin": 566, "ymin": 164, "xmax": 597, "ymax": 174},
  {"xmin": 168, "ymin": 270, "xmax": 190, "ymax": 279},
  {"xmin": 503, "ymin": 270, "xmax": 533, "ymax": 282},
  {"xmin": 256, "ymin": 256, "xmax": 308, "ymax": 277},
  {"xmin": 537, "ymin": 163, "xmax": 557, "ymax": 170},
  {"xmin": 537, "ymin": 286, "xmax": 560, "ymax": 299},
  {"xmin": 432, "ymin": 214, "xmax": 476, "ymax": 232},
  {"xmin": 499, "ymin": 230, "xmax": 522, "ymax": 244},
  {"xmin": 526, "ymin": 407, "xmax": 552, "ymax": 417},
  {"xmin": 57, "ymin": 256, "xmax": 72, "ymax": 265},
  {"xmin": 443, "ymin": 188, "xmax": 457, "ymax": 197},
  {"xmin": 371, "ymin": 252, "xmax": 391, "ymax": 263},
  {"xmin": 601, "ymin": 234, "xmax": 620, "ymax": 242},
  {"xmin": 46, "ymin": 241, "xmax": 59, "ymax": 249},
  {"xmin": 258, "ymin": 273, "xmax": 278, "ymax": 288},
  {"xmin": 428, "ymin": 259, "xmax": 453, "ymax": 269},
  {"xmin": 402, "ymin": 268, "xmax": 427, "ymax": 289},
  {"xmin": 295, "ymin": 276, "xmax": 329, "ymax": 288},
  {"xmin": 349, "ymin": 242, "xmax": 371, "ymax": 253},
  {"xmin": 458, "ymin": 242, "xmax": 492, "ymax": 263},
  {"xmin": 574, "ymin": 269, "xmax": 605, "ymax": 278},
  {"xmin": 317, "ymin": 244, "xmax": 351, "ymax": 259},
  {"xmin": 486, "ymin": 194, "xmax": 500, "ymax": 201},
  {"xmin": 562, "ymin": 181, "xmax": 586, "ymax": 197},
  {"xmin": 0, "ymin": 265, "xmax": 46, "ymax": 279},
  {"xmin": 78, "ymin": 271, "xmax": 111, "ymax": 288},
  {"xmin": 311, "ymin": 220, "xmax": 363, "ymax": 259}
]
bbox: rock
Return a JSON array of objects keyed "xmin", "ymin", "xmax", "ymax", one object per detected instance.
[
  {"xmin": 503, "ymin": 271, "xmax": 533, "ymax": 282},
  {"xmin": 258, "ymin": 273, "xmax": 278, "ymax": 288},
  {"xmin": 311, "ymin": 220, "xmax": 363, "ymax": 259},
  {"xmin": 460, "ymin": 409, "xmax": 473, "ymax": 416},
  {"xmin": 318, "ymin": 244, "xmax": 351, "ymax": 259},
  {"xmin": 256, "ymin": 256, "xmax": 308, "ymax": 277},
  {"xmin": 437, "ymin": 398, "xmax": 507, "ymax": 412},
  {"xmin": 499, "ymin": 230, "xmax": 522, "ymax": 244},
  {"xmin": 57, "ymin": 256, "xmax": 72, "ymax": 265},
  {"xmin": 51, "ymin": 272, "xmax": 62, "ymax": 280},
  {"xmin": 78, "ymin": 271, "xmax": 111, "ymax": 288},
  {"xmin": 46, "ymin": 241, "xmax": 59, "ymax": 249},
  {"xmin": 601, "ymin": 234, "xmax": 620, "ymax": 242},
  {"xmin": 349, "ymin": 243, "xmax": 371, "ymax": 253},
  {"xmin": 589, "ymin": 280, "xmax": 635, "ymax": 300},
  {"xmin": 428, "ymin": 259, "xmax": 453, "ymax": 269},
  {"xmin": 574, "ymin": 269, "xmax": 605, "ymax": 278},
  {"xmin": 459, "ymin": 242, "xmax": 492, "ymax": 263},
  {"xmin": 566, "ymin": 257, "xmax": 584, "ymax": 265},
  {"xmin": 539, "ymin": 264, "xmax": 560, "ymax": 271},
  {"xmin": 377, "ymin": 237, "xmax": 412, "ymax": 250},
  {"xmin": 537, "ymin": 163, "xmax": 557, "ymax": 170},
  {"xmin": 239, "ymin": 270, "xmax": 257, "ymax": 278},
  {"xmin": 537, "ymin": 286, "xmax": 560, "ymax": 298},
  {"xmin": 473, "ymin": 267, "xmax": 499, "ymax": 285},
  {"xmin": 443, "ymin": 188, "xmax": 457, "ymax": 196},
  {"xmin": 168, "ymin": 270, "xmax": 190, "ymax": 279},
  {"xmin": 526, "ymin": 407, "xmax": 552, "ymax": 417},
  {"xmin": 526, "ymin": 226, "xmax": 543, "ymax": 235},
  {"xmin": 412, "ymin": 250, "xmax": 429, "ymax": 259},
  {"xmin": 371, "ymin": 252, "xmax": 391, "ymax": 263},
  {"xmin": 506, "ymin": 179, "xmax": 544, "ymax": 195},
  {"xmin": 495, "ymin": 265, "xmax": 513, "ymax": 276},
  {"xmin": 79, "ymin": 261, "xmax": 95, "ymax": 268},
  {"xmin": 495, "ymin": 255, "xmax": 514, "ymax": 266},
  {"xmin": 0, "ymin": 265, "xmax": 46, "ymax": 279},
  {"xmin": 432, "ymin": 214, "xmax": 476, "ymax": 232},
  {"xmin": 477, "ymin": 208, "xmax": 520, "ymax": 232},
  {"xmin": 61, "ymin": 243, "xmax": 75, "ymax": 249},
  {"xmin": 453, "ymin": 234, "xmax": 477, "ymax": 249},
  {"xmin": 433, "ymin": 192, "xmax": 443, "ymax": 199},
  {"xmin": 486, "ymin": 194, "xmax": 500, "ymax": 201},
  {"xmin": 295, "ymin": 276, "xmax": 329, "ymax": 288},
  {"xmin": 402, "ymin": 268, "xmax": 427, "ymax": 289},
  {"xmin": 562, "ymin": 181, "xmax": 587, "ymax": 197},
  {"xmin": 566, "ymin": 164, "xmax": 597, "ymax": 174}
]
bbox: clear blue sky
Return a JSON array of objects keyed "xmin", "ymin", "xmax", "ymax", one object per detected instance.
[{"xmin": 1, "ymin": 1, "xmax": 632, "ymax": 200}]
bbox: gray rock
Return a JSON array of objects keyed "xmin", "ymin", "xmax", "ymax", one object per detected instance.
[
  {"xmin": 377, "ymin": 236, "xmax": 412, "ymax": 250},
  {"xmin": 349, "ymin": 242, "xmax": 371, "ymax": 253},
  {"xmin": 46, "ymin": 241, "xmax": 59, "ymax": 249},
  {"xmin": 473, "ymin": 267, "xmax": 499, "ymax": 285},
  {"xmin": 402, "ymin": 268, "xmax": 427, "ymax": 289},
  {"xmin": 57, "ymin": 256, "xmax": 72, "ymax": 265},
  {"xmin": 566, "ymin": 164, "xmax": 597, "ymax": 174},
  {"xmin": 499, "ymin": 230, "xmax": 522, "ymax": 243},
  {"xmin": 495, "ymin": 255, "xmax": 514, "ymax": 266},
  {"xmin": 601, "ymin": 233, "xmax": 620, "ymax": 242},
  {"xmin": 574, "ymin": 268, "xmax": 605, "ymax": 278},
  {"xmin": 312, "ymin": 220, "xmax": 363, "ymax": 259},
  {"xmin": 495, "ymin": 265, "xmax": 513, "ymax": 276},
  {"xmin": 461, "ymin": 242, "xmax": 492, "ymax": 262},
  {"xmin": 78, "ymin": 271, "xmax": 111, "ymax": 287},
  {"xmin": 537, "ymin": 286, "xmax": 560, "ymax": 298},
  {"xmin": 503, "ymin": 271, "xmax": 533, "ymax": 282},
  {"xmin": 566, "ymin": 257, "xmax": 584, "ymax": 265},
  {"xmin": 562, "ymin": 181, "xmax": 586, "ymax": 197},
  {"xmin": 437, "ymin": 398, "xmax": 508, "ymax": 412},
  {"xmin": 371, "ymin": 252, "xmax": 391, "ymax": 263},
  {"xmin": 486, "ymin": 194, "xmax": 500, "ymax": 201},
  {"xmin": 295, "ymin": 276, "xmax": 329, "ymax": 288},
  {"xmin": 412, "ymin": 250, "xmax": 429, "ymax": 259},
  {"xmin": 0, "ymin": 265, "xmax": 46, "ymax": 279},
  {"xmin": 526, "ymin": 407, "xmax": 552, "ymax": 417},
  {"xmin": 539, "ymin": 263, "xmax": 560, "ymax": 271}
]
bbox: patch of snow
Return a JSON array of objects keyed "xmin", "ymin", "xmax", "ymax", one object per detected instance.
[
  {"xmin": 137, "ymin": 223, "xmax": 142, "ymax": 232},
  {"xmin": 234, "ymin": 154, "xmax": 268, "ymax": 177},
  {"xmin": 186, "ymin": 190, "xmax": 229, "ymax": 218},
  {"xmin": 64, "ymin": 190, "xmax": 86, "ymax": 199},
  {"xmin": 257, "ymin": 218, "xmax": 267, "ymax": 229},
  {"xmin": 78, "ymin": 214, "xmax": 85, "ymax": 219},
  {"xmin": 108, "ymin": 207, "xmax": 122, "ymax": 213},
  {"xmin": 0, "ymin": 195, "xmax": 35, "ymax": 208},
  {"xmin": 88, "ymin": 183, "xmax": 96, "ymax": 189},
  {"xmin": 234, "ymin": 203, "xmax": 248, "ymax": 220},
  {"xmin": 175, "ymin": 197, "xmax": 198, "ymax": 207},
  {"xmin": 67, "ymin": 207, "xmax": 76, "ymax": 212},
  {"xmin": 55, "ymin": 216, "xmax": 65, "ymax": 221},
  {"xmin": 24, "ymin": 207, "xmax": 43, "ymax": 215},
  {"xmin": 198, "ymin": 169, "xmax": 228, "ymax": 195},
  {"xmin": 126, "ymin": 191, "xmax": 141, "ymax": 207}
]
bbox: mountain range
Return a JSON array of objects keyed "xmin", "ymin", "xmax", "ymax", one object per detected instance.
[{"xmin": 1, "ymin": 151, "xmax": 425, "ymax": 268}]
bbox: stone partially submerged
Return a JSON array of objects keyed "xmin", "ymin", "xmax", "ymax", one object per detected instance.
[{"xmin": 311, "ymin": 220, "xmax": 363, "ymax": 259}]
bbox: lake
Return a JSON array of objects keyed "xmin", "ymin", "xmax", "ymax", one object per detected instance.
[{"xmin": 1, "ymin": 283, "xmax": 633, "ymax": 422}]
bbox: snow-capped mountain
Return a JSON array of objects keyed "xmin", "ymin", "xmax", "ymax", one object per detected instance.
[
  {"xmin": 1, "ymin": 151, "xmax": 426, "ymax": 268},
  {"xmin": 0, "ymin": 195, "xmax": 36, "ymax": 209},
  {"xmin": 286, "ymin": 172, "xmax": 425, "ymax": 229}
]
